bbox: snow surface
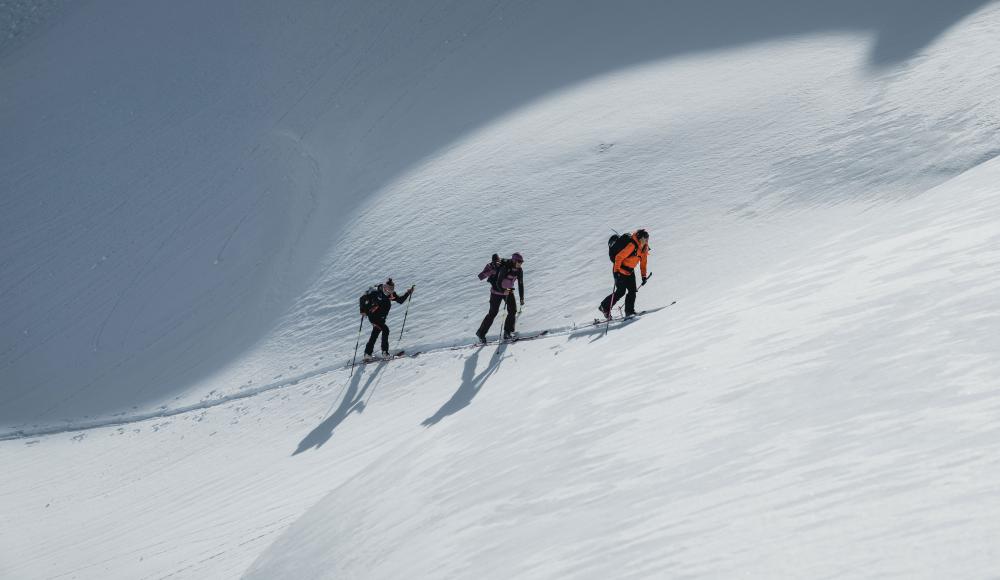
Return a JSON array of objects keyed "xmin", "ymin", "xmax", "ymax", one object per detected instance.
[{"xmin": 2, "ymin": 0, "xmax": 1000, "ymax": 578}]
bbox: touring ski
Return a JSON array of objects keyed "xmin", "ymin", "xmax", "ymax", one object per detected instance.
[
  {"xmin": 364, "ymin": 350, "xmax": 419, "ymax": 363},
  {"xmin": 592, "ymin": 301, "xmax": 676, "ymax": 325}
]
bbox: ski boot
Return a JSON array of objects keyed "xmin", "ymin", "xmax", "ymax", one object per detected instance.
[
  {"xmin": 381, "ymin": 350, "xmax": 391, "ymax": 360},
  {"xmin": 598, "ymin": 305, "xmax": 611, "ymax": 320},
  {"xmin": 363, "ymin": 353, "xmax": 376, "ymax": 363},
  {"xmin": 475, "ymin": 331, "xmax": 487, "ymax": 345}
]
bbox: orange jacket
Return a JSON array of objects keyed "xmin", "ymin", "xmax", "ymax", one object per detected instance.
[{"xmin": 613, "ymin": 233, "xmax": 648, "ymax": 277}]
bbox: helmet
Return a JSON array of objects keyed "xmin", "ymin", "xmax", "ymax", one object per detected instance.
[{"xmin": 511, "ymin": 252, "xmax": 524, "ymax": 263}]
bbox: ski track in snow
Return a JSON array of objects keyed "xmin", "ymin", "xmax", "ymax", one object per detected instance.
[{"xmin": 0, "ymin": 312, "xmax": 666, "ymax": 441}]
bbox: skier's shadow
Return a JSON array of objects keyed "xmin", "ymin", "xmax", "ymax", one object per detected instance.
[
  {"xmin": 292, "ymin": 362, "xmax": 386, "ymax": 455},
  {"xmin": 422, "ymin": 343, "xmax": 507, "ymax": 427}
]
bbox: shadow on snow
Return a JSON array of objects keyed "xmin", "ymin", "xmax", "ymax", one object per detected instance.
[
  {"xmin": 292, "ymin": 362, "xmax": 387, "ymax": 455},
  {"xmin": 421, "ymin": 343, "xmax": 508, "ymax": 427}
]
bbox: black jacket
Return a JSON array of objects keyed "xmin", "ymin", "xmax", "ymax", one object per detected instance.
[{"xmin": 360, "ymin": 284, "xmax": 411, "ymax": 317}]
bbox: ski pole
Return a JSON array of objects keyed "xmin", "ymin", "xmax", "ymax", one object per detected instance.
[
  {"xmin": 605, "ymin": 228, "xmax": 624, "ymax": 329},
  {"xmin": 499, "ymin": 303, "xmax": 507, "ymax": 344},
  {"xmin": 398, "ymin": 286, "xmax": 414, "ymax": 342},
  {"xmin": 604, "ymin": 273, "xmax": 618, "ymax": 336},
  {"xmin": 499, "ymin": 291, "xmax": 510, "ymax": 344},
  {"xmin": 349, "ymin": 314, "xmax": 365, "ymax": 379}
]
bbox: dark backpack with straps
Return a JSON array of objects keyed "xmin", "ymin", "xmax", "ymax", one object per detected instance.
[
  {"xmin": 608, "ymin": 233, "xmax": 635, "ymax": 262},
  {"xmin": 359, "ymin": 285, "xmax": 380, "ymax": 313},
  {"xmin": 483, "ymin": 262, "xmax": 498, "ymax": 285}
]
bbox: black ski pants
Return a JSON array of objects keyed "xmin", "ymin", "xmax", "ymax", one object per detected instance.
[
  {"xmin": 478, "ymin": 292, "xmax": 517, "ymax": 337},
  {"xmin": 601, "ymin": 271, "xmax": 637, "ymax": 315},
  {"xmin": 365, "ymin": 314, "xmax": 390, "ymax": 355}
]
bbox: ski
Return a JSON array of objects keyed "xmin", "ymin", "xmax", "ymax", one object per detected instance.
[
  {"xmin": 364, "ymin": 350, "xmax": 419, "ymax": 364},
  {"xmin": 470, "ymin": 329, "xmax": 550, "ymax": 347},
  {"xmin": 595, "ymin": 315, "xmax": 637, "ymax": 325},
  {"xmin": 500, "ymin": 329, "xmax": 549, "ymax": 344},
  {"xmin": 594, "ymin": 310, "xmax": 653, "ymax": 325},
  {"xmin": 353, "ymin": 301, "xmax": 675, "ymax": 367},
  {"xmin": 593, "ymin": 301, "xmax": 676, "ymax": 326}
]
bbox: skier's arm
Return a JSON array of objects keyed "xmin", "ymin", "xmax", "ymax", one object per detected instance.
[
  {"xmin": 395, "ymin": 285, "xmax": 414, "ymax": 303},
  {"xmin": 640, "ymin": 248, "xmax": 648, "ymax": 279},
  {"xmin": 517, "ymin": 269, "xmax": 524, "ymax": 303}
]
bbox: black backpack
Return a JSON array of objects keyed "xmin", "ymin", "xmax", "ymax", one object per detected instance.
[
  {"xmin": 359, "ymin": 286, "xmax": 379, "ymax": 313},
  {"xmin": 608, "ymin": 233, "xmax": 636, "ymax": 262},
  {"xmin": 484, "ymin": 262, "xmax": 499, "ymax": 285}
]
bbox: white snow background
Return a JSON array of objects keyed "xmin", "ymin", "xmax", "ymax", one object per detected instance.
[{"xmin": 2, "ymin": 0, "xmax": 1000, "ymax": 578}]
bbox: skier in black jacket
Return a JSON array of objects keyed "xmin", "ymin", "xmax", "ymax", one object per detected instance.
[{"xmin": 359, "ymin": 278, "xmax": 414, "ymax": 361}]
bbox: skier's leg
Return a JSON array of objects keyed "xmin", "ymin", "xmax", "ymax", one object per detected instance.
[
  {"xmin": 364, "ymin": 320, "xmax": 379, "ymax": 356},
  {"xmin": 379, "ymin": 321, "xmax": 390, "ymax": 353},
  {"xmin": 477, "ymin": 293, "xmax": 502, "ymax": 337},
  {"xmin": 609, "ymin": 275, "xmax": 628, "ymax": 308},
  {"xmin": 600, "ymin": 275, "xmax": 623, "ymax": 312},
  {"xmin": 624, "ymin": 273, "xmax": 638, "ymax": 315},
  {"xmin": 600, "ymin": 292, "xmax": 611, "ymax": 312},
  {"xmin": 503, "ymin": 294, "xmax": 517, "ymax": 334}
]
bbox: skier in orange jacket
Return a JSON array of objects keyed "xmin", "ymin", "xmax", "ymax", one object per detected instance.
[{"xmin": 599, "ymin": 229, "xmax": 649, "ymax": 319}]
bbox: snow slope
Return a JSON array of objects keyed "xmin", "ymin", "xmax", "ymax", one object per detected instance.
[
  {"xmin": 2, "ymin": 0, "xmax": 1000, "ymax": 578},
  {"xmin": 246, "ymin": 154, "xmax": 1000, "ymax": 579},
  {"xmin": 2, "ymin": 0, "xmax": 995, "ymax": 430},
  {"xmin": 4, "ymin": 157, "xmax": 1000, "ymax": 578}
]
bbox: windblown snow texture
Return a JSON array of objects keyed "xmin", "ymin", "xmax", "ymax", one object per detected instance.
[{"xmin": 2, "ymin": 1, "xmax": 1000, "ymax": 578}]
